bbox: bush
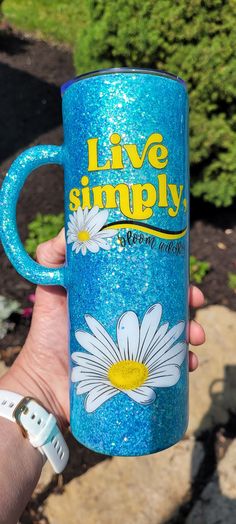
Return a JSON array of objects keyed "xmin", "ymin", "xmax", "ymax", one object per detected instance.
[
  {"xmin": 190, "ymin": 256, "xmax": 210, "ymax": 284},
  {"xmin": 25, "ymin": 213, "xmax": 64, "ymax": 257},
  {"xmin": 75, "ymin": 0, "xmax": 236, "ymax": 207}
]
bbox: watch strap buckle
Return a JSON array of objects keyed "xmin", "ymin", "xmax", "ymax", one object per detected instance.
[{"xmin": 12, "ymin": 395, "xmax": 40, "ymax": 439}]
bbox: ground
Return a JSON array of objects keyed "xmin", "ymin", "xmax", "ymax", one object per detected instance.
[{"xmin": 0, "ymin": 28, "xmax": 236, "ymax": 524}]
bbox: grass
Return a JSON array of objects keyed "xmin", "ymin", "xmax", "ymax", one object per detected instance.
[{"xmin": 3, "ymin": 0, "xmax": 88, "ymax": 47}]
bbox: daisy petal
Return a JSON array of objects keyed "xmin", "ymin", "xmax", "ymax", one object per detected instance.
[
  {"xmin": 75, "ymin": 207, "xmax": 85, "ymax": 230},
  {"xmin": 87, "ymin": 209, "xmax": 109, "ymax": 236},
  {"xmin": 124, "ymin": 386, "xmax": 156, "ymax": 404},
  {"xmin": 85, "ymin": 315, "xmax": 120, "ymax": 361},
  {"xmin": 86, "ymin": 240, "xmax": 100, "ymax": 253},
  {"xmin": 71, "ymin": 366, "xmax": 107, "ymax": 382},
  {"xmin": 76, "ymin": 380, "xmax": 104, "ymax": 394},
  {"xmin": 156, "ymin": 342, "xmax": 187, "ymax": 368},
  {"xmin": 71, "ymin": 365, "xmax": 82, "ymax": 382},
  {"xmin": 83, "ymin": 207, "xmax": 89, "ymax": 220},
  {"xmin": 67, "ymin": 233, "xmax": 77, "ymax": 242},
  {"xmin": 142, "ymin": 323, "xmax": 169, "ymax": 362},
  {"xmin": 75, "ymin": 331, "xmax": 116, "ymax": 365},
  {"xmin": 146, "ymin": 364, "xmax": 181, "ymax": 387},
  {"xmin": 117, "ymin": 311, "xmax": 140, "ymax": 360},
  {"xmin": 68, "ymin": 224, "xmax": 77, "ymax": 234},
  {"xmin": 85, "ymin": 384, "xmax": 118, "ymax": 412},
  {"xmin": 145, "ymin": 321, "xmax": 185, "ymax": 367},
  {"xmin": 85, "ymin": 206, "xmax": 100, "ymax": 226},
  {"xmin": 96, "ymin": 229, "xmax": 118, "ymax": 238},
  {"xmin": 94, "ymin": 238, "xmax": 111, "ymax": 250},
  {"xmin": 81, "ymin": 245, "xmax": 87, "ymax": 256},
  {"xmin": 68, "ymin": 215, "xmax": 78, "ymax": 229},
  {"xmin": 137, "ymin": 304, "xmax": 162, "ymax": 361},
  {"xmin": 71, "ymin": 351, "xmax": 108, "ymax": 373},
  {"xmin": 72, "ymin": 243, "xmax": 77, "ymax": 251}
]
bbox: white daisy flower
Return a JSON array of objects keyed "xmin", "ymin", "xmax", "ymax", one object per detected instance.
[
  {"xmin": 71, "ymin": 304, "xmax": 186, "ymax": 413},
  {"xmin": 67, "ymin": 206, "xmax": 117, "ymax": 255}
]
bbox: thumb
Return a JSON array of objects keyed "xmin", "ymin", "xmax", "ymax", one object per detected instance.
[
  {"xmin": 36, "ymin": 228, "xmax": 65, "ymax": 267},
  {"xmin": 34, "ymin": 228, "xmax": 67, "ymax": 307}
]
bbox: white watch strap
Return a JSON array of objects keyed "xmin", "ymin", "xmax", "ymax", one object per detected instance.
[{"xmin": 0, "ymin": 390, "xmax": 69, "ymax": 473}]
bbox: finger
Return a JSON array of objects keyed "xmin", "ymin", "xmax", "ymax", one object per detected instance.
[
  {"xmin": 36, "ymin": 228, "xmax": 65, "ymax": 268},
  {"xmin": 35, "ymin": 228, "xmax": 66, "ymax": 302},
  {"xmin": 189, "ymin": 350, "xmax": 198, "ymax": 372},
  {"xmin": 189, "ymin": 319, "xmax": 205, "ymax": 345},
  {"xmin": 189, "ymin": 285, "xmax": 205, "ymax": 308}
]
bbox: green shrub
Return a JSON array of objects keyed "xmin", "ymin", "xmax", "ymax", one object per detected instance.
[
  {"xmin": 3, "ymin": 0, "xmax": 87, "ymax": 46},
  {"xmin": 228, "ymin": 272, "xmax": 236, "ymax": 292},
  {"xmin": 75, "ymin": 0, "xmax": 236, "ymax": 207},
  {"xmin": 25, "ymin": 213, "xmax": 64, "ymax": 257},
  {"xmin": 190, "ymin": 256, "xmax": 210, "ymax": 284}
]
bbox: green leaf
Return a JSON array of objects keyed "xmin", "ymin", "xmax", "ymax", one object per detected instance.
[
  {"xmin": 228, "ymin": 272, "xmax": 236, "ymax": 291},
  {"xmin": 190, "ymin": 256, "xmax": 210, "ymax": 284},
  {"xmin": 25, "ymin": 213, "xmax": 64, "ymax": 257}
]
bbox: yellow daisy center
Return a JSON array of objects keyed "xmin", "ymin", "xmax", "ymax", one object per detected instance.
[
  {"xmin": 108, "ymin": 360, "xmax": 148, "ymax": 390},
  {"xmin": 78, "ymin": 230, "xmax": 90, "ymax": 242}
]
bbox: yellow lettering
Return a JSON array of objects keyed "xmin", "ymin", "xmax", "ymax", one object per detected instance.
[
  {"xmin": 92, "ymin": 183, "xmax": 156, "ymax": 220},
  {"xmin": 81, "ymin": 175, "xmax": 89, "ymax": 186},
  {"xmin": 168, "ymin": 184, "xmax": 184, "ymax": 217},
  {"xmin": 69, "ymin": 188, "xmax": 81, "ymax": 211},
  {"xmin": 157, "ymin": 174, "xmax": 168, "ymax": 207},
  {"xmin": 87, "ymin": 138, "xmax": 110, "ymax": 171},
  {"xmin": 71, "ymin": 130, "xmax": 185, "ymax": 221},
  {"xmin": 110, "ymin": 133, "xmax": 124, "ymax": 169},
  {"xmin": 148, "ymin": 144, "xmax": 168, "ymax": 169},
  {"xmin": 92, "ymin": 184, "xmax": 118, "ymax": 209},
  {"xmin": 131, "ymin": 183, "xmax": 156, "ymax": 219},
  {"xmin": 80, "ymin": 176, "xmax": 92, "ymax": 209},
  {"xmin": 81, "ymin": 191, "xmax": 91, "ymax": 209},
  {"xmin": 123, "ymin": 133, "xmax": 163, "ymax": 169}
]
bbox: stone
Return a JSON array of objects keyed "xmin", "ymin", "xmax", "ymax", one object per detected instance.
[
  {"xmin": 0, "ymin": 359, "xmax": 7, "ymax": 378},
  {"xmin": 188, "ymin": 305, "xmax": 236, "ymax": 436},
  {"xmin": 219, "ymin": 439, "xmax": 236, "ymax": 498},
  {"xmin": 33, "ymin": 461, "xmax": 54, "ymax": 497},
  {"xmin": 0, "ymin": 296, "xmax": 21, "ymax": 339},
  {"xmin": 186, "ymin": 439, "xmax": 236, "ymax": 524},
  {"xmin": 44, "ymin": 438, "xmax": 204, "ymax": 524},
  {"xmin": 217, "ymin": 242, "xmax": 227, "ymax": 250}
]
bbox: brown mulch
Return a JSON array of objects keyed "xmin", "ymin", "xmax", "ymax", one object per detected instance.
[
  {"xmin": 0, "ymin": 28, "xmax": 70, "ymax": 306},
  {"xmin": 191, "ymin": 199, "xmax": 236, "ymax": 310}
]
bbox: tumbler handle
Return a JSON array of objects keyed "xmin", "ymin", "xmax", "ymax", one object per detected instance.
[{"xmin": 0, "ymin": 145, "xmax": 66, "ymax": 287}]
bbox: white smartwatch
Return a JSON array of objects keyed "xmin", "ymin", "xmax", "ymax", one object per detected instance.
[{"xmin": 0, "ymin": 390, "xmax": 69, "ymax": 473}]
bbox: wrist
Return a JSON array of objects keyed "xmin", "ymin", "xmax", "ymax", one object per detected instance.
[
  {"xmin": 0, "ymin": 413, "xmax": 43, "ymax": 523},
  {"xmin": 0, "ymin": 351, "xmax": 68, "ymax": 432},
  {"xmin": 0, "ymin": 383, "xmax": 70, "ymax": 476},
  {"xmin": 0, "ymin": 415, "xmax": 43, "ymax": 469}
]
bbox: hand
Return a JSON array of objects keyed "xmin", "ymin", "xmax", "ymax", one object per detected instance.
[
  {"xmin": 0, "ymin": 230, "xmax": 205, "ymax": 429},
  {"xmin": 0, "ymin": 229, "xmax": 68, "ymax": 430},
  {"xmin": 188, "ymin": 285, "xmax": 205, "ymax": 371}
]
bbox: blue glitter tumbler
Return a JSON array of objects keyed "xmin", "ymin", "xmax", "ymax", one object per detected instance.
[{"xmin": 0, "ymin": 68, "xmax": 189, "ymax": 456}]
